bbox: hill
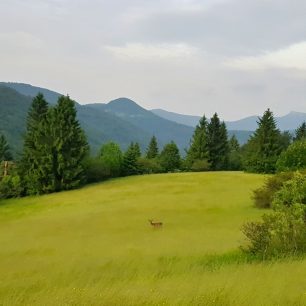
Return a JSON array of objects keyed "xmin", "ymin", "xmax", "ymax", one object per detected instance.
[
  {"xmin": 87, "ymin": 98, "xmax": 194, "ymax": 150},
  {"xmin": 0, "ymin": 83, "xmax": 194, "ymax": 155},
  {"xmin": 0, "ymin": 85, "xmax": 150, "ymax": 155},
  {"xmin": 1, "ymin": 172, "xmax": 305, "ymax": 305},
  {"xmin": 152, "ymin": 108, "xmax": 306, "ymax": 131}
]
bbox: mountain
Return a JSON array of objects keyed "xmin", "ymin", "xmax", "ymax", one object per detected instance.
[
  {"xmin": 152, "ymin": 109, "xmax": 201, "ymax": 127},
  {"xmin": 0, "ymin": 83, "xmax": 194, "ymax": 156},
  {"xmin": 87, "ymin": 98, "xmax": 194, "ymax": 150},
  {"xmin": 0, "ymin": 82, "xmax": 61, "ymax": 105},
  {"xmin": 152, "ymin": 108, "xmax": 306, "ymax": 131}
]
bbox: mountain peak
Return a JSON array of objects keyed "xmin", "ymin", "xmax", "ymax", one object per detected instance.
[{"xmin": 106, "ymin": 97, "xmax": 147, "ymax": 115}]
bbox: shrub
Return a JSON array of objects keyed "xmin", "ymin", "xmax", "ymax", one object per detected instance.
[
  {"xmin": 0, "ymin": 174, "xmax": 24, "ymax": 199},
  {"xmin": 252, "ymin": 172, "xmax": 294, "ymax": 208},
  {"xmin": 243, "ymin": 172, "xmax": 306, "ymax": 259},
  {"xmin": 136, "ymin": 158, "xmax": 162, "ymax": 174},
  {"xmin": 84, "ymin": 157, "xmax": 112, "ymax": 183},
  {"xmin": 276, "ymin": 140, "xmax": 306, "ymax": 172},
  {"xmin": 190, "ymin": 159, "xmax": 210, "ymax": 172}
]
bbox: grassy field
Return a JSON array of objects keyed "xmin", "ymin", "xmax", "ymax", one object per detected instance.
[{"xmin": 0, "ymin": 172, "xmax": 306, "ymax": 305}]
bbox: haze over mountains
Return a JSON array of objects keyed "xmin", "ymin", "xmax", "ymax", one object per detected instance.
[
  {"xmin": 152, "ymin": 109, "xmax": 306, "ymax": 131},
  {"xmin": 1, "ymin": 82, "xmax": 305, "ymax": 157}
]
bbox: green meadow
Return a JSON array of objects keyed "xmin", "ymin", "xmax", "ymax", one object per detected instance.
[{"xmin": 1, "ymin": 172, "xmax": 306, "ymax": 305}]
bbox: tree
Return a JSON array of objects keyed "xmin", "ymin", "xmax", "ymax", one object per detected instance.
[
  {"xmin": 146, "ymin": 136, "xmax": 159, "ymax": 159},
  {"xmin": 186, "ymin": 115, "xmax": 209, "ymax": 170},
  {"xmin": 276, "ymin": 140, "xmax": 306, "ymax": 172},
  {"xmin": 294, "ymin": 122, "xmax": 306, "ymax": 142},
  {"xmin": 0, "ymin": 134, "xmax": 12, "ymax": 161},
  {"xmin": 159, "ymin": 141, "xmax": 181, "ymax": 172},
  {"xmin": 48, "ymin": 95, "xmax": 89, "ymax": 192},
  {"xmin": 98, "ymin": 142, "xmax": 123, "ymax": 177},
  {"xmin": 228, "ymin": 135, "xmax": 242, "ymax": 170},
  {"xmin": 207, "ymin": 113, "xmax": 229, "ymax": 170},
  {"xmin": 20, "ymin": 93, "xmax": 49, "ymax": 194},
  {"xmin": 242, "ymin": 109, "xmax": 283, "ymax": 173},
  {"xmin": 122, "ymin": 142, "xmax": 141, "ymax": 176}
]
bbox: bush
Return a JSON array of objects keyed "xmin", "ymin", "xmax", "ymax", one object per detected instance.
[
  {"xmin": 190, "ymin": 159, "xmax": 210, "ymax": 172},
  {"xmin": 252, "ymin": 172, "xmax": 294, "ymax": 208},
  {"xmin": 0, "ymin": 174, "xmax": 24, "ymax": 199},
  {"xmin": 136, "ymin": 158, "xmax": 162, "ymax": 174},
  {"xmin": 84, "ymin": 157, "xmax": 113, "ymax": 183},
  {"xmin": 243, "ymin": 172, "xmax": 306, "ymax": 259},
  {"xmin": 276, "ymin": 140, "xmax": 306, "ymax": 172}
]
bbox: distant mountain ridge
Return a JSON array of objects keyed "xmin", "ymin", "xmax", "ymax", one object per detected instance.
[
  {"xmin": 151, "ymin": 109, "xmax": 306, "ymax": 131},
  {"xmin": 0, "ymin": 83, "xmax": 194, "ymax": 155}
]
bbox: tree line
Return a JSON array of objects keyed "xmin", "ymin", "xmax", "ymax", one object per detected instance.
[{"xmin": 1, "ymin": 93, "xmax": 306, "ymax": 198}]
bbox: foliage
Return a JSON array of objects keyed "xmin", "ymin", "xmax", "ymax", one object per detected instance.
[
  {"xmin": 252, "ymin": 172, "xmax": 294, "ymax": 208},
  {"xmin": 159, "ymin": 141, "xmax": 181, "ymax": 172},
  {"xmin": 146, "ymin": 136, "xmax": 159, "ymax": 159},
  {"xmin": 228, "ymin": 135, "xmax": 242, "ymax": 170},
  {"xmin": 98, "ymin": 142, "xmax": 123, "ymax": 177},
  {"xmin": 242, "ymin": 109, "xmax": 283, "ymax": 173},
  {"xmin": 243, "ymin": 172, "xmax": 306, "ymax": 259},
  {"xmin": 186, "ymin": 115, "xmax": 209, "ymax": 168},
  {"xmin": 0, "ymin": 134, "xmax": 12, "ymax": 161},
  {"xmin": 122, "ymin": 142, "xmax": 141, "ymax": 176},
  {"xmin": 294, "ymin": 122, "xmax": 306, "ymax": 141},
  {"xmin": 18, "ymin": 94, "xmax": 89, "ymax": 195},
  {"xmin": 0, "ymin": 174, "xmax": 24, "ymax": 199},
  {"xmin": 136, "ymin": 157, "xmax": 163, "ymax": 174},
  {"xmin": 207, "ymin": 113, "xmax": 229, "ymax": 170},
  {"xmin": 276, "ymin": 140, "xmax": 306, "ymax": 172}
]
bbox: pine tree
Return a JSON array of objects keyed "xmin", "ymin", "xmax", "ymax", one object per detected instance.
[
  {"xmin": 294, "ymin": 122, "xmax": 306, "ymax": 141},
  {"xmin": 20, "ymin": 93, "xmax": 49, "ymax": 194},
  {"xmin": 228, "ymin": 135, "xmax": 242, "ymax": 170},
  {"xmin": 186, "ymin": 115, "xmax": 209, "ymax": 169},
  {"xmin": 0, "ymin": 134, "xmax": 12, "ymax": 161},
  {"xmin": 159, "ymin": 141, "xmax": 181, "ymax": 172},
  {"xmin": 243, "ymin": 109, "xmax": 282, "ymax": 173},
  {"xmin": 122, "ymin": 142, "xmax": 140, "ymax": 176},
  {"xmin": 146, "ymin": 136, "xmax": 159, "ymax": 159},
  {"xmin": 207, "ymin": 113, "xmax": 229, "ymax": 170},
  {"xmin": 49, "ymin": 95, "xmax": 89, "ymax": 191}
]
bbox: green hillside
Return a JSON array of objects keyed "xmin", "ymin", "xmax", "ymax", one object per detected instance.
[{"xmin": 1, "ymin": 172, "xmax": 305, "ymax": 305}]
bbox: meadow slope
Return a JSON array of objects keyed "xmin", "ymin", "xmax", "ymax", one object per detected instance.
[{"xmin": 0, "ymin": 172, "xmax": 306, "ymax": 305}]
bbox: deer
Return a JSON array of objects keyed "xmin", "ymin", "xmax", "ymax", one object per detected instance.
[{"xmin": 148, "ymin": 219, "xmax": 163, "ymax": 228}]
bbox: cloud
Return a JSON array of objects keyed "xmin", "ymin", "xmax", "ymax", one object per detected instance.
[
  {"xmin": 104, "ymin": 43, "xmax": 198, "ymax": 61},
  {"xmin": 224, "ymin": 41, "xmax": 306, "ymax": 71}
]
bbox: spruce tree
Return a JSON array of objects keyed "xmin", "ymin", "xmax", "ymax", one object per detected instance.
[
  {"xmin": 228, "ymin": 135, "xmax": 242, "ymax": 170},
  {"xmin": 243, "ymin": 109, "xmax": 282, "ymax": 173},
  {"xmin": 49, "ymin": 95, "xmax": 89, "ymax": 191},
  {"xmin": 122, "ymin": 142, "xmax": 140, "ymax": 176},
  {"xmin": 207, "ymin": 113, "xmax": 229, "ymax": 170},
  {"xmin": 0, "ymin": 134, "xmax": 12, "ymax": 161},
  {"xmin": 159, "ymin": 141, "xmax": 181, "ymax": 172},
  {"xmin": 146, "ymin": 136, "xmax": 159, "ymax": 159},
  {"xmin": 133, "ymin": 142, "xmax": 141, "ymax": 158},
  {"xmin": 21, "ymin": 93, "xmax": 49, "ymax": 194},
  {"xmin": 186, "ymin": 115, "xmax": 209, "ymax": 169},
  {"xmin": 294, "ymin": 122, "xmax": 306, "ymax": 141}
]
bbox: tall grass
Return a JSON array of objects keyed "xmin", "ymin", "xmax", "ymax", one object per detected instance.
[{"xmin": 0, "ymin": 172, "xmax": 305, "ymax": 305}]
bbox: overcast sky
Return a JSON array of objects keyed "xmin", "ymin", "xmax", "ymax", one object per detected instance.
[{"xmin": 1, "ymin": 0, "xmax": 306, "ymax": 120}]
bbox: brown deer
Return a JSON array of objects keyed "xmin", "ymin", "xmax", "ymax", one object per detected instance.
[{"xmin": 148, "ymin": 219, "xmax": 163, "ymax": 228}]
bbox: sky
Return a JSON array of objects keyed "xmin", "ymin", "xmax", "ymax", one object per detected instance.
[{"xmin": 1, "ymin": 0, "xmax": 306, "ymax": 120}]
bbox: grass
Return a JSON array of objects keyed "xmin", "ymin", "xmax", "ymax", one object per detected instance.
[{"xmin": 0, "ymin": 172, "xmax": 306, "ymax": 305}]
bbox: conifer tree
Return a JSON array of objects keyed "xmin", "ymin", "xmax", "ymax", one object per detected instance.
[
  {"xmin": 228, "ymin": 135, "xmax": 241, "ymax": 170},
  {"xmin": 243, "ymin": 109, "xmax": 282, "ymax": 173},
  {"xmin": 186, "ymin": 115, "xmax": 209, "ymax": 169},
  {"xmin": 159, "ymin": 141, "xmax": 181, "ymax": 172},
  {"xmin": 21, "ymin": 93, "xmax": 49, "ymax": 194},
  {"xmin": 146, "ymin": 136, "xmax": 159, "ymax": 159},
  {"xmin": 0, "ymin": 134, "xmax": 12, "ymax": 161},
  {"xmin": 294, "ymin": 122, "xmax": 306, "ymax": 141},
  {"xmin": 133, "ymin": 142, "xmax": 141, "ymax": 158},
  {"xmin": 122, "ymin": 142, "xmax": 140, "ymax": 176},
  {"xmin": 207, "ymin": 113, "xmax": 229, "ymax": 170},
  {"xmin": 49, "ymin": 95, "xmax": 89, "ymax": 191}
]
